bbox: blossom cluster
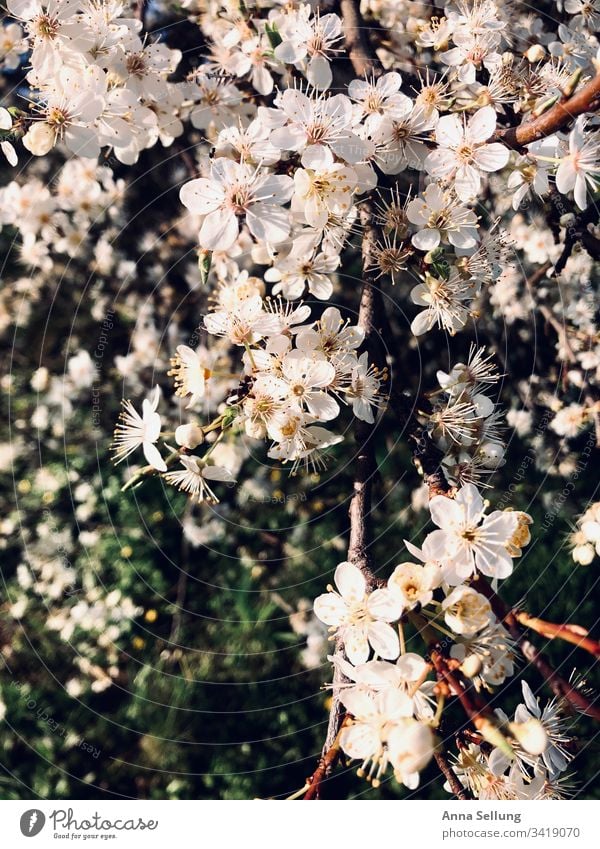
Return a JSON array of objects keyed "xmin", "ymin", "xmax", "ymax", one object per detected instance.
[
  {"xmin": 425, "ymin": 346, "xmax": 506, "ymax": 485},
  {"xmin": 312, "ymin": 482, "xmax": 541, "ymax": 791},
  {"xmin": 450, "ymin": 681, "xmax": 574, "ymax": 799},
  {"xmin": 571, "ymin": 500, "xmax": 600, "ymax": 565},
  {"xmin": 112, "ymin": 297, "xmax": 385, "ymax": 498},
  {"xmin": 2, "ymin": 0, "xmax": 598, "ymax": 801},
  {"xmin": 0, "ymin": 158, "xmax": 124, "ymax": 273}
]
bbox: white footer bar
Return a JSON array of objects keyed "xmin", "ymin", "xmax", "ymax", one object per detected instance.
[{"xmin": 0, "ymin": 799, "xmax": 597, "ymax": 848}]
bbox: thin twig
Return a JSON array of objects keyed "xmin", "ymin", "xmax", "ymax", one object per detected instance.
[
  {"xmin": 471, "ymin": 576, "xmax": 600, "ymax": 720},
  {"xmin": 433, "ymin": 752, "xmax": 472, "ymax": 800},
  {"xmin": 304, "ymin": 719, "xmax": 348, "ymax": 800},
  {"xmin": 338, "ymin": 0, "xmax": 383, "ymax": 78},
  {"xmin": 305, "ymin": 0, "xmax": 385, "ymax": 795},
  {"xmin": 514, "ymin": 612, "xmax": 600, "ymax": 659},
  {"xmin": 495, "ymin": 73, "xmax": 600, "ymax": 150}
]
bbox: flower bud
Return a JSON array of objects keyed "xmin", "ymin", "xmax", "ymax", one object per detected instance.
[
  {"xmin": 581, "ymin": 520, "xmax": 600, "ymax": 543},
  {"xmin": 479, "ymin": 441, "xmax": 505, "ymax": 468},
  {"xmin": 175, "ymin": 422, "xmax": 204, "ymax": 449},
  {"xmin": 22, "ymin": 122, "xmax": 55, "ymax": 156},
  {"xmin": 460, "ymin": 654, "xmax": 483, "ymax": 678},
  {"xmin": 509, "ymin": 719, "xmax": 548, "ymax": 755},
  {"xmin": 525, "ymin": 44, "xmax": 545, "ymax": 63},
  {"xmin": 573, "ymin": 543, "xmax": 594, "ymax": 565}
]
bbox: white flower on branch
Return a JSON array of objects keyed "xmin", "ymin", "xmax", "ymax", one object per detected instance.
[
  {"xmin": 337, "ymin": 685, "xmax": 435, "ymax": 789},
  {"xmin": 555, "ymin": 116, "xmax": 600, "ymax": 210},
  {"xmin": 313, "ymin": 561, "xmax": 402, "ymax": 664},
  {"xmin": 180, "ymin": 159, "xmax": 294, "ymax": 251},
  {"xmin": 425, "ymin": 106, "xmax": 509, "ymax": 201},
  {"xmin": 406, "ymin": 183, "xmax": 479, "ymax": 251},
  {"xmin": 273, "ymin": 7, "xmax": 343, "ymax": 90},
  {"xmin": 441, "ymin": 585, "xmax": 494, "ymax": 635},
  {"xmin": 163, "ymin": 455, "xmax": 235, "ymax": 504},
  {"xmin": 270, "ymin": 88, "xmax": 368, "ymax": 166},
  {"xmin": 111, "ymin": 386, "xmax": 166, "ymax": 472},
  {"xmin": 424, "ymin": 483, "xmax": 521, "ymax": 579}
]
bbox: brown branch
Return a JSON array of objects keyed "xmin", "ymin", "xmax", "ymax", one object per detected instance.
[
  {"xmin": 310, "ymin": 201, "xmax": 385, "ymax": 796},
  {"xmin": 304, "ymin": 720, "xmax": 347, "ymax": 800},
  {"xmin": 525, "ymin": 261, "xmax": 552, "ymax": 288},
  {"xmin": 495, "ymin": 73, "xmax": 600, "ymax": 150},
  {"xmin": 433, "ymin": 752, "xmax": 472, "ymax": 800},
  {"xmin": 514, "ymin": 612, "xmax": 600, "ymax": 659},
  {"xmin": 135, "ymin": 0, "xmax": 149, "ymax": 29},
  {"xmin": 429, "ymin": 648, "xmax": 489, "ymax": 725},
  {"xmin": 339, "ymin": 0, "xmax": 383, "ymax": 78},
  {"xmin": 471, "ymin": 576, "xmax": 600, "ymax": 720},
  {"xmin": 388, "ymin": 389, "xmax": 452, "ymax": 497},
  {"xmin": 304, "ymin": 4, "xmax": 388, "ymax": 797},
  {"xmin": 303, "ymin": 204, "xmax": 385, "ymax": 797}
]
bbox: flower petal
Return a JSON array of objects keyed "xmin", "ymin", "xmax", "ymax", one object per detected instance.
[
  {"xmin": 313, "ymin": 592, "xmax": 347, "ymax": 626},
  {"xmin": 334, "ymin": 561, "xmax": 366, "ymax": 601},
  {"xmin": 367, "ymin": 620, "xmax": 400, "ymax": 660}
]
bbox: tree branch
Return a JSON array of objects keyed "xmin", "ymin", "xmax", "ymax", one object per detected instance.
[
  {"xmin": 338, "ymin": 0, "xmax": 383, "ymax": 78},
  {"xmin": 496, "ymin": 73, "xmax": 600, "ymax": 150},
  {"xmin": 514, "ymin": 611, "xmax": 600, "ymax": 659},
  {"xmin": 303, "ymin": 720, "xmax": 347, "ymax": 800},
  {"xmin": 304, "ymin": 3, "xmax": 386, "ymax": 794},
  {"xmin": 433, "ymin": 751, "xmax": 472, "ymax": 800},
  {"xmin": 471, "ymin": 576, "xmax": 600, "ymax": 720}
]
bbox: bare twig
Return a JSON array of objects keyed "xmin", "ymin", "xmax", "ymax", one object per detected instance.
[
  {"xmin": 433, "ymin": 752, "xmax": 472, "ymax": 800},
  {"xmin": 514, "ymin": 611, "xmax": 600, "ymax": 659},
  {"xmin": 305, "ymin": 1, "xmax": 386, "ymax": 795},
  {"xmin": 339, "ymin": 0, "xmax": 383, "ymax": 78},
  {"xmin": 471, "ymin": 576, "xmax": 600, "ymax": 720},
  {"xmin": 495, "ymin": 73, "xmax": 600, "ymax": 150},
  {"xmin": 319, "ymin": 201, "xmax": 384, "ymax": 770},
  {"xmin": 304, "ymin": 718, "xmax": 349, "ymax": 800}
]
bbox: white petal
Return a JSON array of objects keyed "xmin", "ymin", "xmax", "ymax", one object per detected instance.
[
  {"xmin": 412, "ymin": 229, "xmax": 440, "ymax": 251},
  {"xmin": 202, "ymin": 465, "xmax": 235, "ymax": 482},
  {"xmin": 300, "ymin": 143, "xmax": 333, "ymax": 170},
  {"xmin": 143, "ymin": 442, "xmax": 167, "ymax": 472},
  {"xmin": 475, "ymin": 546, "xmax": 513, "ymax": 578},
  {"xmin": 488, "ymin": 747, "xmax": 511, "ymax": 776},
  {"xmin": 180, "ymin": 178, "xmax": 224, "ymax": 215},
  {"xmin": 378, "ymin": 688, "xmax": 413, "ymax": 719},
  {"xmin": 246, "ymin": 204, "xmax": 291, "ymax": 244},
  {"xmin": 199, "ymin": 209, "xmax": 239, "ymax": 251},
  {"xmin": 473, "ymin": 143, "xmax": 509, "ymax": 172},
  {"xmin": 456, "ymin": 484, "xmax": 484, "ymax": 522},
  {"xmin": 454, "ymin": 164, "xmax": 480, "ymax": 200},
  {"xmin": 1, "ymin": 141, "xmax": 17, "ymax": 167},
  {"xmin": 307, "ymin": 54, "xmax": 332, "ymax": 90},
  {"xmin": 344, "ymin": 627, "xmax": 371, "ymax": 664},
  {"xmin": 306, "ymin": 391, "xmax": 339, "ymax": 421},
  {"xmin": 339, "ymin": 724, "xmax": 380, "ymax": 760},
  {"xmin": 436, "ymin": 114, "xmax": 463, "ymax": 148},
  {"xmin": 425, "ymin": 148, "xmax": 456, "ymax": 178},
  {"xmin": 340, "ymin": 688, "xmax": 376, "ymax": 718},
  {"xmin": 334, "ymin": 561, "xmax": 366, "ymax": 601},
  {"xmin": 430, "ymin": 494, "xmax": 462, "ymax": 529},
  {"xmin": 313, "ymin": 592, "xmax": 347, "ymax": 626},
  {"xmin": 573, "ymin": 173, "xmax": 588, "ymax": 210},
  {"xmin": 467, "ymin": 106, "xmax": 497, "ymax": 143},
  {"xmin": 367, "ymin": 621, "xmax": 400, "ymax": 660},
  {"xmin": 0, "ymin": 107, "xmax": 12, "ymax": 130},
  {"xmin": 396, "ymin": 652, "xmax": 428, "ymax": 681},
  {"xmin": 555, "ymin": 159, "xmax": 576, "ymax": 195},
  {"xmin": 410, "ymin": 310, "xmax": 434, "ymax": 336},
  {"xmin": 367, "ymin": 588, "xmax": 402, "ymax": 622}
]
